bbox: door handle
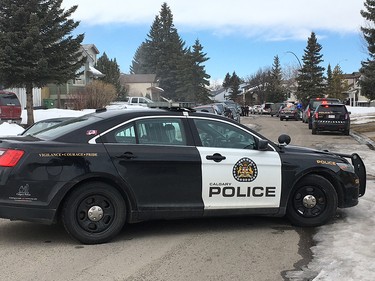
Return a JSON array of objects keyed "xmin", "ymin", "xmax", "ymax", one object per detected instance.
[
  {"xmin": 206, "ymin": 153, "xmax": 226, "ymax": 163},
  {"xmin": 116, "ymin": 152, "xmax": 136, "ymax": 159}
]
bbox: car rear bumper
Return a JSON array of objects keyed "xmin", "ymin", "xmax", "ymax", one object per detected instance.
[
  {"xmin": 0, "ymin": 204, "xmax": 56, "ymax": 224},
  {"xmin": 313, "ymin": 121, "xmax": 349, "ymax": 131},
  {"xmin": 0, "ymin": 118, "xmax": 22, "ymax": 124},
  {"xmin": 280, "ymin": 114, "xmax": 298, "ymax": 119}
]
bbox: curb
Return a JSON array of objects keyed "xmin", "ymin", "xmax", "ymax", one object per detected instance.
[{"xmin": 350, "ymin": 131, "xmax": 375, "ymax": 150}]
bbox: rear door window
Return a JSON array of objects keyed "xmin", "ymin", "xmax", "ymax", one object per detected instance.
[
  {"xmin": 102, "ymin": 118, "xmax": 187, "ymax": 146},
  {"xmin": 0, "ymin": 93, "xmax": 20, "ymax": 106}
]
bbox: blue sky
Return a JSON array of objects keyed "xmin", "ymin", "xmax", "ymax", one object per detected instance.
[{"xmin": 62, "ymin": 0, "xmax": 367, "ymax": 84}]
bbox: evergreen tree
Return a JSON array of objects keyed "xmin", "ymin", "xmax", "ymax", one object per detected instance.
[
  {"xmin": 188, "ymin": 39, "xmax": 211, "ymax": 103},
  {"xmin": 131, "ymin": 3, "xmax": 187, "ymax": 100},
  {"xmin": 130, "ymin": 43, "xmax": 150, "ymax": 74},
  {"xmin": 296, "ymin": 32, "xmax": 325, "ymax": 105},
  {"xmin": 267, "ymin": 55, "xmax": 286, "ymax": 103},
  {"xmin": 331, "ymin": 65, "xmax": 349, "ymax": 101},
  {"xmin": 130, "ymin": 3, "xmax": 212, "ymax": 102},
  {"xmin": 0, "ymin": 0, "xmax": 84, "ymax": 125},
  {"xmin": 229, "ymin": 72, "xmax": 241, "ymax": 102},
  {"xmin": 360, "ymin": 0, "xmax": 375, "ymax": 100},
  {"xmin": 325, "ymin": 64, "xmax": 334, "ymax": 96},
  {"xmin": 96, "ymin": 52, "xmax": 125, "ymax": 100},
  {"xmin": 222, "ymin": 73, "xmax": 231, "ymax": 90}
]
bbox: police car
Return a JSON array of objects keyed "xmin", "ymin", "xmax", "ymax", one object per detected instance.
[{"xmin": 0, "ymin": 104, "xmax": 366, "ymax": 244}]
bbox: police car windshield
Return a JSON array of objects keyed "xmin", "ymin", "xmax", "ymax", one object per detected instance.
[{"xmin": 32, "ymin": 114, "xmax": 98, "ymax": 140}]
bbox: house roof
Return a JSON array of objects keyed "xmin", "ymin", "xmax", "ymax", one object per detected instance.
[
  {"xmin": 82, "ymin": 44, "xmax": 99, "ymax": 54},
  {"xmin": 343, "ymin": 72, "xmax": 361, "ymax": 79},
  {"xmin": 88, "ymin": 66, "xmax": 105, "ymax": 78},
  {"xmin": 120, "ymin": 74, "xmax": 157, "ymax": 84}
]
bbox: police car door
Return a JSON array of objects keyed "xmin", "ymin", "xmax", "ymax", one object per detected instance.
[{"xmin": 191, "ymin": 118, "xmax": 282, "ymax": 211}]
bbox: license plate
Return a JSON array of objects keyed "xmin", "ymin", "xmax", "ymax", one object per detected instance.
[{"xmin": 328, "ymin": 115, "xmax": 335, "ymax": 118}]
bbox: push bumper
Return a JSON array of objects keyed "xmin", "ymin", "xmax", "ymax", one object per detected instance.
[{"xmin": 337, "ymin": 153, "xmax": 366, "ymax": 197}]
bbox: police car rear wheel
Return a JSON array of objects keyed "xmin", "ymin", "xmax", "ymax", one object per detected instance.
[
  {"xmin": 62, "ymin": 182, "xmax": 126, "ymax": 244},
  {"xmin": 287, "ymin": 175, "xmax": 338, "ymax": 227}
]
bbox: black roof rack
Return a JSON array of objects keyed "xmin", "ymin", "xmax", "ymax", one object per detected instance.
[{"xmin": 148, "ymin": 101, "xmax": 196, "ymax": 111}]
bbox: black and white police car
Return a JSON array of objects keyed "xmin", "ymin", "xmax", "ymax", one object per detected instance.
[{"xmin": 0, "ymin": 104, "xmax": 366, "ymax": 244}]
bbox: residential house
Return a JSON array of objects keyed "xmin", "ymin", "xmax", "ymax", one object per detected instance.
[
  {"xmin": 120, "ymin": 74, "xmax": 162, "ymax": 101},
  {"xmin": 342, "ymin": 72, "xmax": 370, "ymax": 106},
  {"xmin": 44, "ymin": 44, "xmax": 104, "ymax": 108},
  {"xmin": 211, "ymin": 82, "xmax": 297, "ymax": 105}
]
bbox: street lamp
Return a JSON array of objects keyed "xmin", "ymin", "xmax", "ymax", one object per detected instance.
[{"xmin": 286, "ymin": 51, "xmax": 302, "ymax": 69}]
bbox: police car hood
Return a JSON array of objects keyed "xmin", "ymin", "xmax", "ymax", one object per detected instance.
[{"xmin": 281, "ymin": 145, "xmax": 345, "ymax": 159}]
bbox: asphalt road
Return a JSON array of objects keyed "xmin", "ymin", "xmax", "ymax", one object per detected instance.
[{"xmin": 0, "ymin": 114, "xmax": 365, "ymax": 281}]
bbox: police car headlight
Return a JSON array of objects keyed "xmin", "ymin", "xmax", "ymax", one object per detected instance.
[{"xmin": 336, "ymin": 162, "xmax": 355, "ymax": 172}]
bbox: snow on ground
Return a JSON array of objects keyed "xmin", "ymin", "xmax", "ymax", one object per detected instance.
[{"xmin": 0, "ymin": 104, "xmax": 375, "ymax": 281}]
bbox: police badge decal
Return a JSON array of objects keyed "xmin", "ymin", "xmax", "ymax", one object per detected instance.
[{"xmin": 232, "ymin": 158, "xmax": 258, "ymax": 182}]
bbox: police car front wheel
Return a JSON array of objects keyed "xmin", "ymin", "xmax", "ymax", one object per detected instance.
[
  {"xmin": 287, "ymin": 175, "xmax": 338, "ymax": 227},
  {"xmin": 61, "ymin": 182, "xmax": 127, "ymax": 244}
]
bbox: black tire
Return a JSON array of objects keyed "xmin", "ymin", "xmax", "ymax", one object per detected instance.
[
  {"xmin": 62, "ymin": 182, "xmax": 126, "ymax": 244},
  {"xmin": 287, "ymin": 175, "xmax": 338, "ymax": 227},
  {"xmin": 280, "ymin": 117, "xmax": 283, "ymax": 121},
  {"xmin": 308, "ymin": 119, "xmax": 312, "ymax": 129},
  {"xmin": 312, "ymin": 127, "xmax": 317, "ymax": 135},
  {"xmin": 344, "ymin": 129, "xmax": 350, "ymax": 135}
]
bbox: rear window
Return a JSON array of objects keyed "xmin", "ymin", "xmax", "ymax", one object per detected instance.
[
  {"xmin": 0, "ymin": 93, "xmax": 20, "ymax": 106},
  {"xmin": 309, "ymin": 98, "xmax": 340, "ymax": 110},
  {"xmin": 316, "ymin": 104, "xmax": 347, "ymax": 114},
  {"xmin": 33, "ymin": 114, "xmax": 98, "ymax": 140}
]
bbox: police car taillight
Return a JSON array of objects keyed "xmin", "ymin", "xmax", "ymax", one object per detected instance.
[{"xmin": 0, "ymin": 148, "xmax": 24, "ymax": 167}]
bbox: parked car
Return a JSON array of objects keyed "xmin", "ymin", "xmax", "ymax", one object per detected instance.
[
  {"xmin": 0, "ymin": 90, "xmax": 22, "ymax": 124},
  {"xmin": 307, "ymin": 98, "xmax": 341, "ymax": 129},
  {"xmin": 193, "ymin": 104, "xmax": 220, "ymax": 115},
  {"xmin": 261, "ymin": 102, "xmax": 274, "ymax": 115},
  {"xmin": 279, "ymin": 104, "xmax": 300, "ymax": 121},
  {"xmin": 302, "ymin": 105, "xmax": 310, "ymax": 123},
  {"xmin": 213, "ymin": 102, "xmax": 227, "ymax": 115},
  {"xmin": 222, "ymin": 100, "xmax": 241, "ymax": 116},
  {"xmin": 252, "ymin": 105, "xmax": 262, "ymax": 114},
  {"xmin": 270, "ymin": 102, "xmax": 285, "ymax": 117},
  {"xmin": 311, "ymin": 103, "xmax": 350, "ymax": 135},
  {"xmin": 128, "ymin": 96, "xmax": 154, "ymax": 106},
  {"xmin": 0, "ymin": 105, "xmax": 366, "ymax": 244},
  {"xmin": 223, "ymin": 105, "xmax": 240, "ymax": 122},
  {"xmin": 20, "ymin": 117, "xmax": 73, "ymax": 136}
]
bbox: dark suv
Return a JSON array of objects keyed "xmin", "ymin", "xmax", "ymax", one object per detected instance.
[
  {"xmin": 307, "ymin": 98, "xmax": 341, "ymax": 129},
  {"xmin": 311, "ymin": 103, "xmax": 350, "ymax": 135}
]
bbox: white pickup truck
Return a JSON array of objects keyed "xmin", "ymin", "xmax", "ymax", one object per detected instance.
[{"xmin": 127, "ymin": 97, "xmax": 154, "ymax": 106}]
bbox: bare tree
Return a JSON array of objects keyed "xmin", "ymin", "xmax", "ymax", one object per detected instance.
[
  {"xmin": 69, "ymin": 81, "xmax": 117, "ymax": 110},
  {"xmin": 245, "ymin": 67, "xmax": 271, "ymax": 104},
  {"xmin": 282, "ymin": 63, "xmax": 299, "ymax": 100}
]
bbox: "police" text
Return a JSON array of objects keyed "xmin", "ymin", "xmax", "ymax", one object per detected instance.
[{"xmin": 209, "ymin": 186, "xmax": 276, "ymax": 197}]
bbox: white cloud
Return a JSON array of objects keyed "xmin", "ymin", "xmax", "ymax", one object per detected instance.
[{"xmin": 62, "ymin": 0, "xmax": 364, "ymax": 40}]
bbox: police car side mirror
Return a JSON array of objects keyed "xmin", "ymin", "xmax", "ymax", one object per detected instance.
[
  {"xmin": 278, "ymin": 134, "xmax": 291, "ymax": 146},
  {"xmin": 258, "ymin": 139, "xmax": 269, "ymax": 151}
]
